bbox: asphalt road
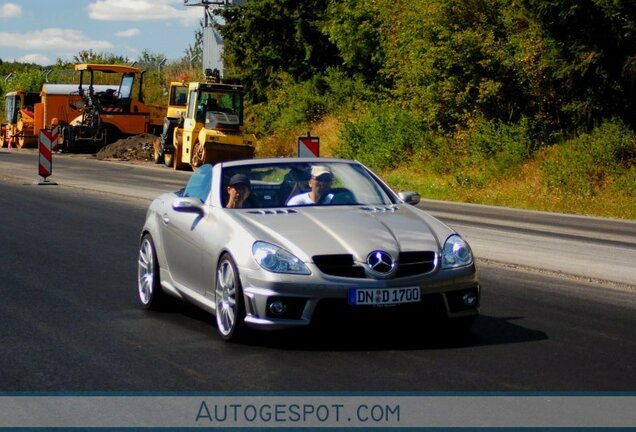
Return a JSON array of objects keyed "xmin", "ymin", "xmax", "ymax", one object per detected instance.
[{"xmin": 0, "ymin": 150, "xmax": 635, "ymax": 391}]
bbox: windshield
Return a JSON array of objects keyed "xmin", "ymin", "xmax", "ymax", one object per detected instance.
[
  {"xmin": 170, "ymin": 86, "xmax": 188, "ymax": 107},
  {"xmin": 195, "ymin": 89, "xmax": 242, "ymax": 123},
  {"xmin": 4, "ymin": 95, "xmax": 17, "ymax": 123},
  {"xmin": 221, "ymin": 161, "xmax": 396, "ymax": 209},
  {"xmin": 119, "ymin": 74, "xmax": 134, "ymax": 99}
]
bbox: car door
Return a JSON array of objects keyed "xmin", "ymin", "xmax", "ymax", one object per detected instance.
[{"xmin": 161, "ymin": 165, "xmax": 213, "ymax": 295}]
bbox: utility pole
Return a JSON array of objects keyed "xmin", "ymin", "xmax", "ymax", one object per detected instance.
[{"xmin": 183, "ymin": 0, "xmax": 234, "ymax": 77}]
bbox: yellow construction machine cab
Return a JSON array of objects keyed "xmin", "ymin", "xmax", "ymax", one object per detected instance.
[
  {"xmin": 1, "ymin": 90, "xmax": 40, "ymax": 148},
  {"xmin": 167, "ymin": 80, "xmax": 188, "ymax": 118}
]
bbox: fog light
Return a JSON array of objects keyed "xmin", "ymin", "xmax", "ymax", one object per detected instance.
[
  {"xmin": 462, "ymin": 292, "xmax": 477, "ymax": 307},
  {"xmin": 269, "ymin": 300, "xmax": 287, "ymax": 315}
]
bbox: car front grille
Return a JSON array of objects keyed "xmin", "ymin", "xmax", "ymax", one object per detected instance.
[
  {"xmin": 312, "ymin": 255, "xmax": 366, "ymax": 278},
  {"xmin": 313, "ymin": 251, "xmax": 437, "ymax": 279},
  {"xmin": 396, "ymin": 251, "xmax": 437, "ymax": 277}
]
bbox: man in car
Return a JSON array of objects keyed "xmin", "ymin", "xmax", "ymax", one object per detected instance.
[
  {"xmin": 226, "ymin": 173, "xmax": 252, "ymax": 208},
  {"xmin": 287, "ymin": 165, "xmax": 334, "ymax": 205}
]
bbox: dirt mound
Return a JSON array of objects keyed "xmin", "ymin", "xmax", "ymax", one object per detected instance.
[{"xmin": 96, "ymin": 133, "xmax": 157, "ymax": 161}]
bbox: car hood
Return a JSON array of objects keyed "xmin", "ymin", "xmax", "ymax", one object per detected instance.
[{"xmin": 233, "ymin": 205, "xmax": 454, "ymax": 262}]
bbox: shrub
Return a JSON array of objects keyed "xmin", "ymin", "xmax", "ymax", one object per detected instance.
[
  {"xmin": 251, "ymin": 69, "xmax": 371, "ymax": 137},
  {"xmin": 541, "ymin": 119, "xmax": 636, "ymax": 197},
  {"xmin": 466, "ymin": 117, "xmax": 536, "ymax": 175},
  {"xmin": 335, "ymin": 104, "xmax": 427, "ymax": 169}
]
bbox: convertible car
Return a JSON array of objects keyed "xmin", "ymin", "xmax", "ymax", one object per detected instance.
[{"xmin": 138, "ymin": 158, "xmax": 480, "ymax": 341}]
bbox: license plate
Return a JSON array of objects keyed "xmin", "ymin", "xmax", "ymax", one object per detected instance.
[{"xmin": 348, "ymin": 287, "xmax": 420, "ymax": 306}]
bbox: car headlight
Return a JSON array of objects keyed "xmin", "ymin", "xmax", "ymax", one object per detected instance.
[
  {"xmin": 252, "ymin": 241, "xmax": 311, "ymax": 275},
  {"xmin": 442, "ymin": 235, "xmax": 473, "ymax": 269}
]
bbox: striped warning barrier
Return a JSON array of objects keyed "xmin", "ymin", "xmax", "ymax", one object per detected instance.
[
  {"xmin": 38, "ymin": 126, "xmax": 58, "ymax": 184},
  {"xmin": 102, "ymin": 106, "xmax": 124, "ymax": 113},
  {"xmin": 297, "ymin": 133, "xmax": 320, "ymax": 157}
]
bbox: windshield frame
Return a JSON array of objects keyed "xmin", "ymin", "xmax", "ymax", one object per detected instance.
[{"xmin": 218, "ymin": 160, "xmax": 399, "ymax": 209}]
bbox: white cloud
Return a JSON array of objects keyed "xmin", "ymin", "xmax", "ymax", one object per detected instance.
[
  {"xmin": 0, "ymin": 3, "xmax": 21, "ymax": 18},
  {"xmin": 17, "ymin": 53, "xmax": 52, "ymax": 65},
  {"xmin": 87, "ymin": 0, "xmax": 200, "ymax": 25},
  {"xmin": 115, "ymin": 28, "xmax": 141, "ymax": 38},
  {"xmin": 0, "ymin": 28, "xmax": 113, "ymax": 52}
]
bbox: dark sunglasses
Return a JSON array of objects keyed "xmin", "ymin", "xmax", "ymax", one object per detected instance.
[{"xmin": 313, "ymin": 174, "xmax": 333, "ymax": 183}]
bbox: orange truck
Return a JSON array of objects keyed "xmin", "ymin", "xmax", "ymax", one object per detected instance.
[{"xmin": 57, "ymin": 64, "xmax": 164, "ymax": 150}]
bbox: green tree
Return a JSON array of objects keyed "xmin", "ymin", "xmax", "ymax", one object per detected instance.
[
  {"xmin": 6, "ymin": 67, "xmax": 46, "ymax": 92},
  {"xmin": 322, "ymin": 0, "xmax": 387, "ymax": 85},
  {"xmin": 137, "ymin": 50, "xmax": 167, "ymax": 70},
  {"xmin": 382, "ymin": 0, "xmax": 535, "ymax": 131},
  {"xmin": 523, "ymin": 0, "xmax": 636, "ymax": 128},
  {"xmin": 73, "ymin": 49, "xmax": 129, "ymax": 64},
  {"xmin": 216, "ymin": 0, "xmax": 341, "ymax": 101},
  {"xmin": 184, "ymin": 19, "xmax": 204, "ymax": 70}
]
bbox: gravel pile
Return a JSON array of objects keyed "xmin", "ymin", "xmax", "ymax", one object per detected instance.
[{"xmin": 95, "ymin": 133, "xmax": 157, "ymax": 161}]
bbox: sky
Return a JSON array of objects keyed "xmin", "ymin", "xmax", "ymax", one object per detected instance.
[{"xmin": 0, "ymin": 0, "xmax": 214, "ymax": 65}]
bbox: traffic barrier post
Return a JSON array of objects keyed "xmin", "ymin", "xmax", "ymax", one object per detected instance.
[
  {"xmin": 297, "ymin": 131, "xmax": 320, "ymax": 157},
  {"xmin": 37, "ymin": 126, "xmax": 58, "ymax": 185}
]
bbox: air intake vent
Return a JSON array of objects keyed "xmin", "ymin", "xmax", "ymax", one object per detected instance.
[
  {"xmin": 313, "ymin": 254, "xmax": 366, "ymax": 278},
  {"xmin": 246, "ymin": 209, "xmax": 298, "ymax": 215},
  {"xmin": 359, "ymin": 205, "xmax": 399, "ymax": 213},
  {"xmin": 396, "ymin": 251, "xmax": 437, "ymax": 277}
]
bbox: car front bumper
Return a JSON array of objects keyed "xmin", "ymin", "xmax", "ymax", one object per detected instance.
[{"xmin": 239, "ymin": 264, "xmax": 480, "ymax": 330}]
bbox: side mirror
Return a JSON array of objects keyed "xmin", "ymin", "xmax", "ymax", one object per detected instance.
[
  {"xmin": 172, "ymin": 197, "xmax": 204, "ymax": 214},
  {"xmin": 398, "ymin": 191, "xmax": 421, "ymax": 205}
]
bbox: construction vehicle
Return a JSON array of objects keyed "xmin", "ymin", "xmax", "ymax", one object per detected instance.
[
  {"xmin": 1, "ymin": 84, "xmax": 121, "ymax": 149},
  {"xmin": 152, "ymin": 80, "xmax": 188, "ymax": 164},
  {"xmin": 1, "ymin": 90, "xmax": 40, "ymax": 148},
  {"xmin": 159, "ymin": 69, "xmax": 256, "ymax": 170},
  {"xmin": 58, "ymin": 64, "xmax": 164, "ymax": 150}
]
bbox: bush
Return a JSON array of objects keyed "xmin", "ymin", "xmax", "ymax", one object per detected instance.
[
  {"xmin": 252, "ymin": 69, "xmax": 372, "ymax": 136},
  {"xmin": 466, "ymin": 117, "xmax": 536, "ymax": 175},
  {"xmin": 541, "ymin": 119, "xmax": 636, "ymax": 197},
  {"xmin": 335, "ymin": 104, "xmax": 427, "ymax": 169}
]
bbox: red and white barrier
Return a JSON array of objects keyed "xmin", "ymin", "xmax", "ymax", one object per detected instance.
[
  {"xmin": 297, "ymin": 133, "xmax": 320, "ymax": 157},
  {"xmin": 38, "ymin": 126, "xmax": 58, "ymax": 184}
]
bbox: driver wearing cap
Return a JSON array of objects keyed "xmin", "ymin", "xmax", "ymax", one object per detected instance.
[
  {"xmin": 226, "ymin": 174, "xmax": 252, "ymax": 208},
  {"xmin": 286, "ymin": 165, "xmax": 334, "ymax": 206}
]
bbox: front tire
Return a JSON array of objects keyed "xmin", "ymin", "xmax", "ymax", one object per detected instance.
[
  {"xmin": 153, "ymin": 138, "xmax": 164, "ymax": 164},
  {"xmin": 164, "ymin": 152, "xmax": 174, "ymax": 168},
  {"xmin": 215, "ymin": 254, "xmax": 246, "ymax": 341},
  {"xmin": 173, "ymin": 143, "xmax": 189, "ymax": 171},
  {"xmin": 137, "ymin": 234, "xmax": 166, "ymax": 310}
]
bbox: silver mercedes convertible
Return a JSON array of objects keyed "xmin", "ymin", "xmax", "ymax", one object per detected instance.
[{"xmin": 138, "ymin": 158, "xmax": 480, "ymax": 341}]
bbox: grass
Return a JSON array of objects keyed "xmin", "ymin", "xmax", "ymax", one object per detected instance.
[{"xmin": 379, "ymin": 152, "xmax": 636, "ymax": 220}]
